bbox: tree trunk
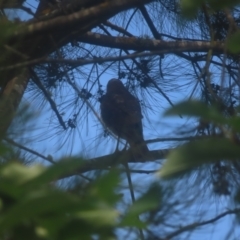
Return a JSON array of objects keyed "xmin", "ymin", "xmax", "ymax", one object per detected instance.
[{"xmin": 0, "ymin": 68, "xmax": 29, "ymax": 139}]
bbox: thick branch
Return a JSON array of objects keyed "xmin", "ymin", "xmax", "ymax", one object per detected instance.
[
  {"xmin": 8, "ymin": 0, "xmax": 154, "ymax": 41},
  {"xmin": 61, "ymin": 148, "xmax": 169, "ymax": 178},
  {"xmin": 77, "ymin": 32, "xmax": 225, "ymax": 53},
  {"xmin": 139, "ymin": 5, "xmax": 161, "ymax": 39}
]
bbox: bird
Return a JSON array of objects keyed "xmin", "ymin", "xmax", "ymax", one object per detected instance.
[
  {"xmin": 100, "ymin": 79, "xmax": 148, "ymax": 159},
  {"xmin": 35, "ymin": 0, "xmax": 59, "ymax": 16}
]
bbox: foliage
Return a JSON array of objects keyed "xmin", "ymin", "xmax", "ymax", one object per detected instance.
[
  {"xmin": 0, "ymin": 151, "xmax": 161, "ymax": 239},
  {"xmin": 227, "ymin": 30, "xmax": 240, "ymax": 53},
  {"xmin": 160, "ymin": 100, "xmax": 240, "ymax": 178},
  {"xmin": 181, "ymin": 0, "xmax": 240, "ymax": 18},
  {"xmin": 1, "ymin": 0, "xmax": 240, "ymax": 239}
]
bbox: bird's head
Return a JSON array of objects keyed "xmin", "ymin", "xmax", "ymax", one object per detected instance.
[{"xmin": 106, "ymin": 79, "xmax": 125, "ymax": 93}]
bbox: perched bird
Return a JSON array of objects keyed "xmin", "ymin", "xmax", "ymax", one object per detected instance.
[
  {"xmin": 35, "ymin": 0, "xmax": 59, "ymax": 16},
  {"xmin": 100, "ymin": 79, "xmax": 148, "ymax": 158}
]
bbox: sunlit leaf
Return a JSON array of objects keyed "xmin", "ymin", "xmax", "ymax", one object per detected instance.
[
  {"xmin": 0, "ymin": 143, "xmax": 12, "ymax": 156},
  {"xmin": 77, "ymin": 208, "xmax": 119, "ymax": 226},
  {"xmin": 0, "ymin": 160, "xmax": 84, "ymax": 203},
  {"xmin": 0, "ymin": 163, "xmax": 45, "ymax": 185},
  {"xmin": 23, "ymin": 157, "xmax": 84, "ymax": 188}
]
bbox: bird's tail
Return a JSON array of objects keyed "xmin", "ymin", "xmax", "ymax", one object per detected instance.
[{"xmin": 129, "ymin": 141, "xmax": 149, "ymax": 161}]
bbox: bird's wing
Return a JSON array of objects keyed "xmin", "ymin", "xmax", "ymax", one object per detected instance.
[{"xmin": 112, "ymin": 92, "xmax": 142, "ymax": 124}]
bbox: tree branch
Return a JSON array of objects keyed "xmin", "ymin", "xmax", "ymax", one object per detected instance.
[
  {"xmin": 60, "ymin": 148, "xmax": 169, "ymax": 179},
  {"xmin": 77, "ymin": 32, "xmax": 225, "ymax": 53},
  {"xmin": 164, "ymin": 208, "xmax": 240, "ymax": 240},
  {"xmin": 0, "ymin": 45, "xmax": 226, "ymax": 72},
  {"xmin": 4, "ymin": 137, "xmax": 55, "ymax": 164},
  {"xmin": 9, "ymin": 0, "xmax": 154, "ymax": 40}
]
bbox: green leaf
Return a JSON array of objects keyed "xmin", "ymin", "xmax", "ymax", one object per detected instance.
[
  {"xmin": 120, "ymin": 216, "xmax": 146, "ymax": 228},
  {"xmin": 0, "ymin": 190, "xmax": 80, "ymax": 231},
  {"xmin": 159, "ymin": 138, "xmax": 240, "ymax": 178},
  {"xmin": 0, "ymin": 143, "xmax": 12, "ymax": 156},
  {"xmin": 89, "ymin": 169, "xmax": 121, "ymax": 204},
  {"xmin": 23, "ymin": 157, "xmax": 84, "ymax": 189},
  {"xmin": 181, "ymin": 0, "xmax": 240, "ymax": 18},
  {"xmin": 76, "ymin": 208, "xmax": 119, "ymax": 227},
  {"xmin": 0, "ymin": 21, "xmax": 19, "ymax": 45},
  {"xmin": 0, "ymin": 164, "xmax": 39, "ymax": 204},
  {"xmin": 208, "ymin": 0, "xmax": 240, "ymax": 10},
  {"xmin": 227, "ymin": 31, "xmax": 240, "ymax": 53},
  {"xmin": 180, "ymin": 0, "xmax": 204, "ymax": 18},
  {"xmin": 120, "ymin": 184, "xmax": 161, "ymax": 227},
  {"xmin": 165, "ymin": 100, "xmax": 240, "ymax": 133},
  {"xmin": 0, "ymin": 163, "xmax": 45, "ymax": 185},
  {"xmin": 228, "ymin": 117, "xmax": 240, "ymax": 132},
  {"xmin": 165, "ymin": 100, "xmax": 225, "ymax": 123},
  {"xmin": 0, "ymin": 160, "xmax": 84, "ymax": 207}
]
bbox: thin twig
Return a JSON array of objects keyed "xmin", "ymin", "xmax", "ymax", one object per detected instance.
[
  {"xmin": 164, "ymin": 208, "xmax": 240, "ymax": 240},
  {"xmin": 4, "ymin": 137, "xmax": 55, "ymax": 164},
  {"xmin": 103, "ymin": 21, "xmax": 134, "ymax": 37},
  {"xmin": 30, "ymin": 69, "xmax": 67, "ymax": 130}
]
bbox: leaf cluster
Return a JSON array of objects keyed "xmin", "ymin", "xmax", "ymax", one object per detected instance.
[{"xmin": 0, "ymin": 154, "xmax": 161, "ymax": 239}]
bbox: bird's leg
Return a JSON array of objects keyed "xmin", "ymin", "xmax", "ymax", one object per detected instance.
[
  {"xmin": 122, "ymin": 141, "xmax": 128, "ymax": 152},
  {"xmin": 113, "ymin": 136, "xmax": 120, "ymax": 153},
  {"xmin": 114, "ymin": 138, "xmax": 128, "ymax": 154}
]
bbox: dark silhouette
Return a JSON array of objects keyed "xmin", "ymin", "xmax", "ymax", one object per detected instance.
[{"xmin": 100, "ymin": 79, "xmax": 148, "ymax": 158}]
